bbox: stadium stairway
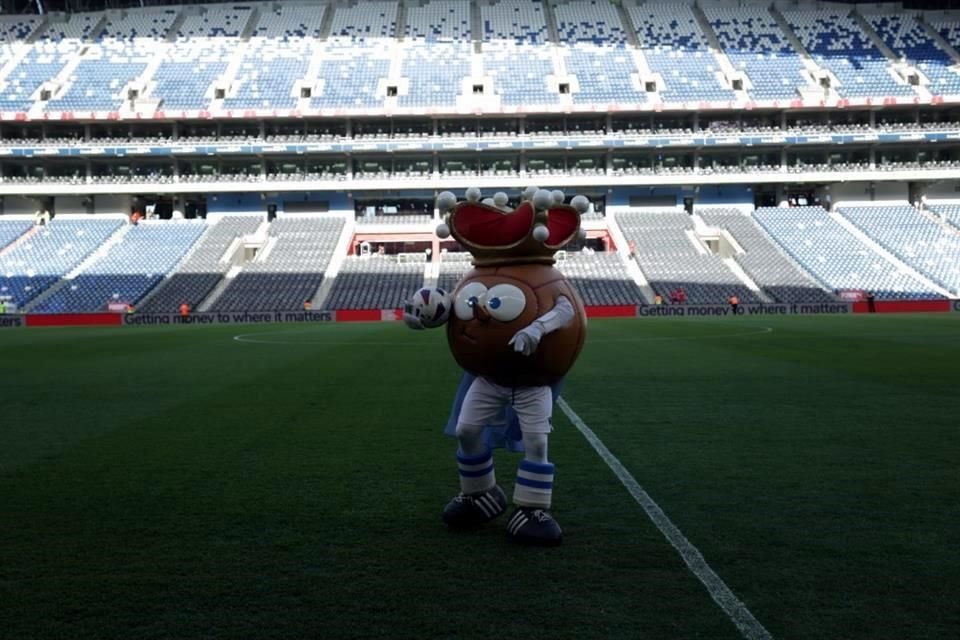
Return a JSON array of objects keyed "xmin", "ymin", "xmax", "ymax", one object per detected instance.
[
  {"xmin": 21, "ymin": 220, "xmax": 131, "ymax": 312},
  {"xmin": 918, "ymin": 15, "xmax": 960, "ymax": 64},
  {"xmin": 308, "ymin": 213, "xmax": 355, "ymax": 310},
  {"xmin": 690, "ymin": 4, "xmax": 749, "ymax": 102},
  {"xmin": 829, "ymin": 208, "xmax": 953, "ymax": 298},
  {"xmin": 768, "ymin": 5, "xmax": 836, "ymax": 102},
  {"xmin": 605, "ymin": 209, "xmax": 655, "ymax": 304},
  {"xmin": 0, "ymin": 224, "xmax": 38, "ymax": 257},
  {"xmin": 197, "ymin": 265, "xmax": 240, "ymax": 312}
]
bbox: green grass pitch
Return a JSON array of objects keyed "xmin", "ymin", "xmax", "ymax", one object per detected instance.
[{"xmin": 1, "ymin": 314, "xmax": 958, "ymax": 639}]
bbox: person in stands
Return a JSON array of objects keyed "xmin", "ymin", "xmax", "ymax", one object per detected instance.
[
  {"xmin": 179, "ymin": 301, "xmax": 190, "ymax": 317},
  {"xmin": 677, "ymin": 288, "xmax": 687, "ymax": 304},
  {"xmin": 729, "ymin": 294, "xmax": 739, "ymax": 315},
  {"xmin": 0, "ymin": 299, "xmax": 6, "ymax": 314},
  {"xmin": 654, "ymin": 293, "xmax": 663, "ymax": 305},
  {"xmin": 303, "ymin": 299, "xmax": 313, "ymax": 311}
]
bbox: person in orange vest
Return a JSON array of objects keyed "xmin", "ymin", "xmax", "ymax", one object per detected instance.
[
  {"xmin": 303, "ymin": 299, "xmax": 313, "ymax": 311},
  {"xmin": 179, "ymin": 302, "xmax": 190, "ymax": 317},
  {"xmin": 728, "ymin": 294, "xmax": 739, "ymax": 315},
  {"xmin": 654, "ymin": 294, "xmax": 663, "ymax": 305}
]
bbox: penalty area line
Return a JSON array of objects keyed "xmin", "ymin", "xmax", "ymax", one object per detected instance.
[{"xmin": 557, "ymin": 397, "xmax": 773, "ymax": 640}]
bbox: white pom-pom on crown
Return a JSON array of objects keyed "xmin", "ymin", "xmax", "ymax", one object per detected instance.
[
  {"xmin": 493, "ymin": 192, "xmax": 509, "ymax": 207},
  {"xmin": 481, "ymin": 197, "xmax": 495, "ymax": 206},
  {"xmin": 551, "ymin": 190, "xmax": 565, "ymax": 204},
  {"xmin": 570, "ymin": 195, "xmax": 590, "ymax": 213},
  {"xmin": 522, "ymin": 185, "xmax": 538, "ymax": 201},
  {"xmin": 436, "ymin": 223, "xmax": 451, "ymax": 239},
  {"xmin": 436, "ymin": 191, "xmax": 457, "ymax": 212},
  {"xmin": 465, "ymin": 186, "xmax": 482, "ymax": 202},
  {"xmin": 532, "ymin": 224, "xmax": 550, "ymax": 243},
  {"xmin": 532, "ymin": 189, "xmax": 553, "ymax": 211}
]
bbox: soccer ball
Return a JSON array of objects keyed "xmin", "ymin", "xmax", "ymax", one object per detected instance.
[{"xmin": 407, "ymin": 287, "xmax": 452, "ymax": 328}]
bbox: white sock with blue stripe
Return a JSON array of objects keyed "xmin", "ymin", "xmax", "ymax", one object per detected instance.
[
  {"xmin": 513, "ymin": 459, "xmax": 554, "ymax": 508},
  {"xmin": 457, "ymin": 449, "xmax": 496, "ymax": 495}
]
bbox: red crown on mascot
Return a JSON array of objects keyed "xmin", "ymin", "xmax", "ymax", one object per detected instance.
[{"xmin": 434, "ymin": 187, "xmax": 590, "ymax": 267}]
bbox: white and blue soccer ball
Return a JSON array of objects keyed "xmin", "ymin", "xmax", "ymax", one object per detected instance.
[{"xmin": 407, "ymin": 287, "xmax": 452, "ymax": 328}]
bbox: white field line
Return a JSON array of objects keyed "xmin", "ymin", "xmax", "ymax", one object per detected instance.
[{"xmin": 557, "ymin": 397, "xmax": 774, "ymax": 640}]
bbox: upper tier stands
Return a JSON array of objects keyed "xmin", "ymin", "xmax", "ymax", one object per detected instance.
[
  {"xmin": 211, "ymin": 216, "xmax": 344, "ymax": 312},
  {"xmin": 704, "ymin": 6, "xmax": 810, "ymax": 101},
  {"xmin": 837, "ymin": 205, "xmax": 960, "ymax": 295},
  {"xmin": 784, "ymin": 10, "xmax": 913, "ymax": 99},
  {"xmin": 0, "ymin": 218, "xmax": 123, "ymax": 306},
  {"xmin": 753, "ymin": 207, "xmax": 938, "ymax": 299},
  {"xmin": 868, "ymin": 14, "xmax": 960, "ymax": 96},
  {"xmin": 150, "ymin": 5, "xmax": 253, "ymax": 112},
  {"xmin": 34, "ymin": 220, "xmax": 205, "ymax": 312},
  {"xmin": 629, "ymin": 3, "xmax": 735, "ymax": 103},
  {"xmin": 1, "ymin": 2, "xmax": 951, "ymax": 113},
  {"xmin": 222, "ymin": 5, "xmax": 322, "ymax": 111},
  {"xmin": 324, "ymin": 254, "xmax": 425, "ymax": 310},
  {"xmin": 310, "ymin": 1, "xmax": 395, "ymax": 110},
  {"xmin": 556, "ymin": 250, "xmax": 646, "ymax": 306},
  {"xmin": 139, "ymin": 215, "xmax": 262, "ymax": 313},
  {"xmin": 699, "ymin": 209, "xmax": 835, "ymax": 303},
  {"xmin": 617, "ymin": 210, "xmax": 760, "ymax": 304},
  {"xmin": 553, "ymin": 0, "xmax": 649, "ymax": 106},
  {"xmin": 398, "ymin": 0, "xmax": 471, "ymax": 109},
  {"xmin": 481, "ymin": 0, "xmax": 558, "ymax": 106}
]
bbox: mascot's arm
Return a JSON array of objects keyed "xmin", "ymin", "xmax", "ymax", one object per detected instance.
[{"xmin": 508, "ymin": 295, "xmax": 574, "ymax": 356}]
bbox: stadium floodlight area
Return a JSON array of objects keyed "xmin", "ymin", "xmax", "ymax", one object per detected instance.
[
  {"xmin": 699, "ymin": 209, "xmax": 836, "ymax": 303},
  {"xmin": 0, "ymin": 218, "xmax": 123, "ymax": 307},
  {"xmin": 324, "ymin": 254, "xmax": 426, "ymax": 310},
  {"xmin": 139, "ymin": 216, "xmax": 262, "ymax": 313},
  {"xmin": 617, "ymin": 210, "xmax": 760, "ymax": 304},
  {"xmin": 210, "ymin": 216, "xmax": 344, "ymax": 312},
  {"xmin": 783, "ymin": 10, "xmax": 914, "ymax": 99},
  {"xmin": 33, "ymin": 220, "xmax": 205, "ymax": 312},
  {"xmin": 837, "ymin": 205, "xmax": 960, "ymax": 296},
  {"xmin": 556, "ymin": 251, "xmax": 647, "ymax": 306},
  {"xmin": 753, "ymin": 207, "xmax": 940, "ymax": 299},
  {"xmin": 704, "ymin": 6, "xmax": 811, "ymax": 101}
]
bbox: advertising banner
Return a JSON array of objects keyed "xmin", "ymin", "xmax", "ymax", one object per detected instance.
[
  {"xmin": 122, "ymin": 310, "xmax": 335, "ymax": 326},
  {"xmin": 637, "ymin": 302, "xmax": 853, "ymax": 318},
  {"xmin": 0, "ymin": 314, "xmax": 25, "ymax": 329}
]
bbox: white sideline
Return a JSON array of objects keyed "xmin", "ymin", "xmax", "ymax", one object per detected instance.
[{"xmin": 557, "ymin": 397, "xmax": 774, "ymax": 640}]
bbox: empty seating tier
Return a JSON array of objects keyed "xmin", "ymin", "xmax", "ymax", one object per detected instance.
[
  {"xmin": 838, "ymin": 205, "xmax": 960, "ymax": 295},
  {"xmin": 618, "ymin": 210, "xmax": 759, "ymax": 304},
  {"xmin": 0, "ymin": 218, "xmax": 123, "ymax": 307},
  {"xmin": 139, "ymin": 216, "xmax": 262, "ymax": 313},
  {"xmin": 699, "ymin": 209, "xmax": 835, "ymax": 303},
  {"xmin": 34, "ymin": 221, "xmax": 206, "ymax": 312},
  {"xmin": 556, "ymin": 251, "xmax": 646, "ymax": 306},
  {"xmin": 754, "ymin": 207, "xmax": 938, "ymax": 299},
  {"xmin": 211, "ymin": 216, "xmax": 344, "ymax": 312},
  {"xmin": 324, "ymin": 254, "xmax": 425, "ymax": 310}
]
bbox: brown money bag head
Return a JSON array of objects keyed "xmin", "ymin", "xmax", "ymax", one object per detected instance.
[{"xmin": 437, "ymin": 189, "xmax": 589, "ymax": 387}]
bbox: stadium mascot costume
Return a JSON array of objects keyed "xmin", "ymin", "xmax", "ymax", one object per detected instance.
[{"xmin": 404, "ymin": 186, "xmax": 589, "ymax": 546}]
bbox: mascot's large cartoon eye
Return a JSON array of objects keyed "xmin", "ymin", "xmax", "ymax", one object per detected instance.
[
  {"xmin": 484, "ymin": 284, "xmax": 526, "ymax": 322},
  {"xmin": 454, "ymin": 282, "xmax": 488, "ymax": 320}
]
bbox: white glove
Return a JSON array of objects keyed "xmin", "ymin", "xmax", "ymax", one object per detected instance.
[
  {"xmin": 402, "ymin": 303, "xmax": 425, "ymax": 331},
  {"xmin": 508, "ymin": 322, "xmax": 544, "ymax": 356}
]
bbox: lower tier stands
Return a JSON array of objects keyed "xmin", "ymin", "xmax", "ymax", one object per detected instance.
[
  {"xmin": 556, "ymin": 251, "xmax": 646, "ymax": 306},
  {"xmin": 617, "ymin": 210, "xmax": 761, "ymax": 304},
  {"xmin": 837, "ymin": 206, "xmax": 960, "ymax": 296},
  {"xmin": 139, "ymin": 215, "xmax": 262, "ymax": 313},
  {"xmin": 753, "ymin": 207, "xmax": 939, "ymax": 299},
  {"xmin": 0, "ymin": 218, "xmax": 124, "ymax": 307},
  {"xmin": 699, "ymin": 209, "xmax": 836, "ymax": 303},
  {"xmin": 210, "ymin": 216, "xmax": 344, "ymax": 312},
  {"xmin": 34, "ymin": 221, "xmax": 206, "ymax": 312},
  {"xmin": 324, "ymin": 255, "xmax": 425, "ymax": 310},
  {"xmin": 0, "ymin": 219, "xmax": 32, "ymax": 250},
  {"xmin": 437, "ymin": 253, "xmax": 473, "ymax": 294},
  {"xmin": 931, "ymin": 205, "xmax": 960, "ymax": 232}
]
